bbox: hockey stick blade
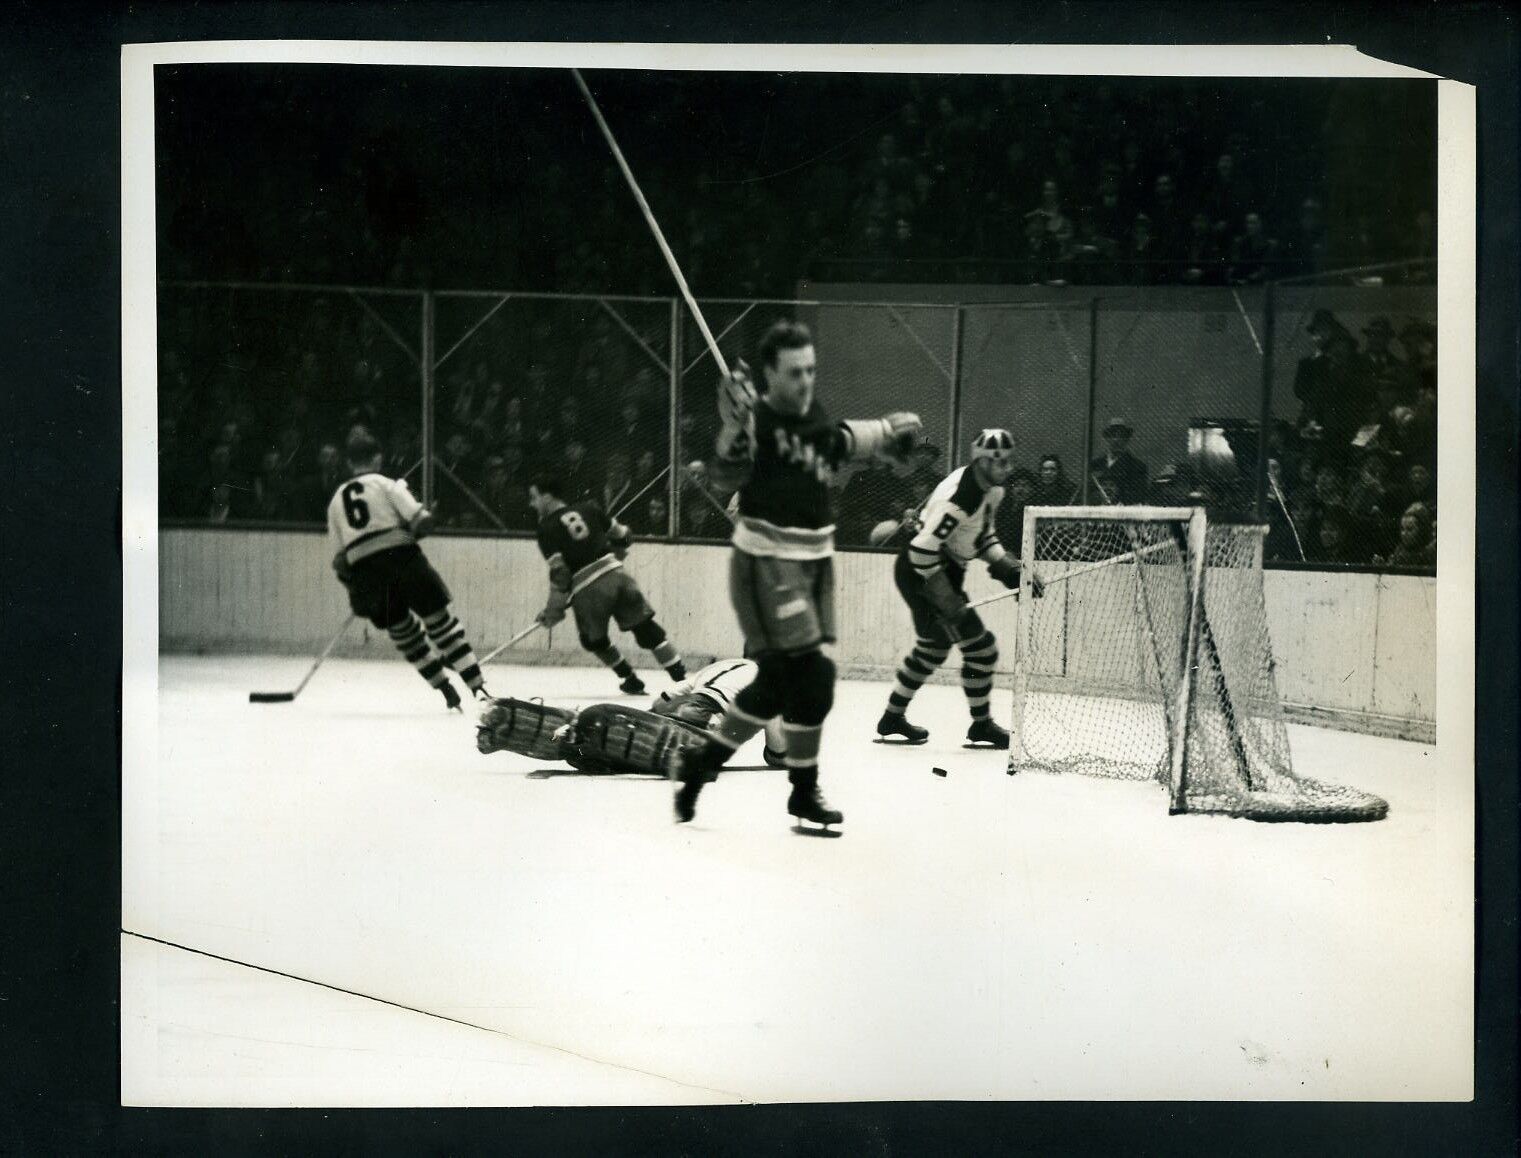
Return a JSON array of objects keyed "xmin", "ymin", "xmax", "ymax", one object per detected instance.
[{"xmin": 248, "ymin": 692, "xmax": 296, "ymax": 703}]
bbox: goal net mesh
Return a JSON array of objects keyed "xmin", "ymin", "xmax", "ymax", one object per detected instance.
[{"xmin": 1010, "ymin": 512, "xmax": 1387, "ymax": 823}]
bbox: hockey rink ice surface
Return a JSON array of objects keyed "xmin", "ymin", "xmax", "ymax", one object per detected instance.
[{"xmin": 124, "ymin": 656, "xmax": 1471, "ymax": 1106}]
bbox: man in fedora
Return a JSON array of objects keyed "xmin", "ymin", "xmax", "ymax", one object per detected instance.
[
  {"xmin": 1090, "ymin": 416, "xmax": 1150, "ymax": 504},
  {"xmin": 1360, "ymin": 315, "xmax": 1411, "ymax": 393}
]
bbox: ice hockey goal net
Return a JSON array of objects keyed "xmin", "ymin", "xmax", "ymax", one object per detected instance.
[{"xmin": 1008, "ymin": 506, "xmax": 1387, "ymax": 822}]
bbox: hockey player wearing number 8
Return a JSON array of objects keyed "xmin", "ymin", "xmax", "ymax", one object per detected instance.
[
  {"xmin": 327, "ymin": 431, "xmax": 492, "ymax": 710},
  {"xmin": 670, "ymin": 319, "xmax": 924, "ymax": 831},
  {"xmin": 528, "ymin": 474, "xmax": 687, "ymax": 695},
  {"xmin": 877, "ymin": 428, "xmax": 1043, "ymax": 749}
]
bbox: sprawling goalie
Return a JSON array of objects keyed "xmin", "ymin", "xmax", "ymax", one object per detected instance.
[{"xmin": 476, "ymin": 658, "xmax": 787, "ymax": 775}]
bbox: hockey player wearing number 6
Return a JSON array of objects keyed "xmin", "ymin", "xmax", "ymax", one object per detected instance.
[
  {"xmin": 528, "ymin": 474, "xmax": 687, "ymax": 695},
  {"xmin": 327, "ymin": 431, "xmax": 491, "ymax": 710},
  {"xmin": 877, "ymin": 428, "xmax": 1042, "ymax": 749},
  {"xmin": 671, "ymin": 319, "xmax": 923, "ymax": 830}
]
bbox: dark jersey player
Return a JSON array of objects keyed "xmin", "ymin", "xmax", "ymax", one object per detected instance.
[
  {"xmin": 327, "ymin": 431, "xmax": 491, "ymax": 710},
  {"xmin": 671, "ymin": 320, "xmax": 922, "ymax": 831},
  {"xmin": 529, "ymin": 474, "xmax": 686, "ymax": 694}
]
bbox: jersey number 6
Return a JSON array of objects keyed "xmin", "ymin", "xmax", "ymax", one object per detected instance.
[
  {"xmin": 342, "ymin": 482, "xmax": 370, "ymax": 529},
  {"xmin": 559, "ymin": 510, "xmax": 590, "ymax": 540}
]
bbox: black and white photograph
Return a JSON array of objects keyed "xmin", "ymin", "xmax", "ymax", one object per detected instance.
[{"xmin": 120, "ymin": 41, "xmax": 1478, "ymax": 1108}]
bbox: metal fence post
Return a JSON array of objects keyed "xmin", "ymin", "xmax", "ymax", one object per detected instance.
[
  {"xmin": 420, "ymin": 290, "xmax": 435, "ymax": 505},
  {"xmin": 947, "ymin": 305, "xmax": 965, "ymax": 465},
  {"xmin": 1081, "ymin": 296, "xmax": 1099, "ymax": 505},
  {"xmin": 1256, "ymin": 283, "xmax": 1277, "ymax": 524},
  {"xmin": 668, "ymin": 297, "xmax": 681, "ymax": 539}
]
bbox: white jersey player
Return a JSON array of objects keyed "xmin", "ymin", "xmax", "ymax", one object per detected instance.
[
  {"xmin": 652, "ymin": 658, "xmax": 788, "ymax": 767},
  {"xmin": 328, "ymin": 431, "xmax": 491, "ymax": 710},
  {"xmin": 878, "ymin": 428, "xmax": 1037, "ymax": 748}
]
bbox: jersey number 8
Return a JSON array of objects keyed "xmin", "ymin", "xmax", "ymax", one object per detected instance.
[
  {"xmin": 931, "ymin": 513, "xmax": 958, "ymax": 540},
  {"xmin": 559, "ymin": 510, "xmax": 590, "ymax": 540},
  {"xmin": 342, "ymin": 482, "xmax": 370, "ymax": 529}
]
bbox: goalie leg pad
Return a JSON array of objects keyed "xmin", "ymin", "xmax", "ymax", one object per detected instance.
[
  {"xmin": 477, "ymin": 697, "xmax": 579, "ymax": 760},
  {"xmin": 565, "ymin": 703, "xmax": 708, "ymax": 775}
]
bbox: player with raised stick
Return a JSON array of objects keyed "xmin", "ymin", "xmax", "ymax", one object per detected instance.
[
  {"xmin": 528, "ymin": 473, "xmax": 687, "ymax": 695},
  {"xmin": 877, "ymin": 428, "xmax": 1040, "ymax": 749},
  {"xmin": 670, "ymin": 320, "xmax": 923, "ymax": 831},
  {"xmin": 328, "ymin": 431, "xmax": 491, "ymax": 710}
]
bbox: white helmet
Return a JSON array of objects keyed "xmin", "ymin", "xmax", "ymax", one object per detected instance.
[{"xmin": 970, "ymin": 428, "xmax": 1016, "ymax": 465}]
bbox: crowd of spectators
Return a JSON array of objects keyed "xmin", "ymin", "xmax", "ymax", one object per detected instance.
[{"xmin": 158, "ymin": 70, "xmax": 1436, "ymax": 297}]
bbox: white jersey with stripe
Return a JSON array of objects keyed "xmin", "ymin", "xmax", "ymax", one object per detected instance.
[
  {"xmin": 327, "ymin": 472, "xmax": 426, "ymax": 564},
  {"xmin": 651, "ymin": 658, "xmax": 758, "ymax": 715},
  {"xmin": 906, "ymin": 465, "xmax": 1007, "ymax": 575}
]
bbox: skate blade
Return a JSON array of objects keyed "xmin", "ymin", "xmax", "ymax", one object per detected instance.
[
  {"xmin": 872, "ymin": 736, "xmax": 929, "ymax": 746},
  {"xmin": 790, "ymin": 823, "xmax": 843, "ymax": 838},
  {"xmin": 962, "ymin": 741, "xmax": 1009, "ymax": 750}
]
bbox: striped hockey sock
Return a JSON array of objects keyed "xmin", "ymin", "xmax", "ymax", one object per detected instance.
[
  {"xmin": 959, "ymin": 630, "xmax": 999, "ymax": 720},
  {"xmin": 422, "ymin": 608, "xmax": 485, "ymax": 692},
  {"xmin": 590, "ymin": 642, "xmax": 634, "ymax": 679},
  {"xmin": 886, "ymin": 639, "xmax": 950, "ymax": 716},
  {"xmin": 390, "ymin": 615, "xmax": 450, "ymax": 690}
]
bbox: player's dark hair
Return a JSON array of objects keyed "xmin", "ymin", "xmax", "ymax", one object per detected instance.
[
  {"xmin": 758, "ymin": 320, "xmax": 813, "ymax": 368},
  {"xmin": 529, "ymin": 472, "xmax": 565, "ymax": 500},
  {"xmin": 345, "ymin": 430, "xmax": 382, "ymax": 467}
]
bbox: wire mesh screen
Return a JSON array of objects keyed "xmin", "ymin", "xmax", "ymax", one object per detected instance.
[
  {"xmin": 957, "ymin": 301, "xmax": 1092, "ymax": 553},
  {"xmin": 157, "ymin": 283, "xmax": 423, "ymax": 524},
  {"xmin": 1262, "ymin": 264, "xmax": 1437, "ymax": 569},
  {"xmin": 1090, "ymin": 288, "xmax": 1271, "ymax": 516},
  {"xmin": 431, "ymin": 294, "xmax": 676, "ymax": 535},
  {"xmin": 675, "ymin": 300, "xmax": 958, "ymax": 548}
]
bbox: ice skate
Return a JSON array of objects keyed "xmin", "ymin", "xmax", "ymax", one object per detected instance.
[
  {"xmin": 875, "ymin": 710, "xmax": 929, "ymax": 744},
  {"xmin": 787, "ymin": 780, "xmax": 843, "ymax": 832},
  {"xmin": 619, "ymin": 673, "xmax": 647, "ymax": 695},
  {"xmin": 964, "ymin": 716, "xmax": 1010, "ymax": 749},
  {"xmin": 440, "ymin": 681, "xmax": 463, "ymax": 712}
]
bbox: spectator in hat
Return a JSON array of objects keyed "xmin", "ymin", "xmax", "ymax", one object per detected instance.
[
  {"xmin": 1293, "ymin": 309, "xmax": 1370, "ymax": 458},
  {"xmin": 1359, "ymin": 316, "xmax": 1408, "ymax": 385},
  {"xmin": 1089, "ymin": 416, "xmax": 1150, "ymax": 504}
]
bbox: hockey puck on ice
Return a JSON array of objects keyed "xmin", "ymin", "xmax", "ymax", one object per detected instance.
[{"xmin": 931, "ymin": 766, "xmax": 948, "ymax": 778}]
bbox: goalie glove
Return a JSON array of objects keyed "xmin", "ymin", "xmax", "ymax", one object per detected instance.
[{"xmin": 923, "ymin": 568, "xmax": 969, "ymax": 621}]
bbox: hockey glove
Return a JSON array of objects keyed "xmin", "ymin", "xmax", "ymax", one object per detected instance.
[
  {"xmin": 718, "ymin": 358, "xmax": 757, "ymax": 440},
  {"xmin": 923, "ymin": 568, "xmax": 969, "ymax": 621},
  {"xmin": 881, "ymin": 411, "xmax": 923, "ymax": 459},
  {"xmin": 987, "ymin": 555, "xmax": 1021, "ymax": 589},
  {"xmin": 537, "ymin": 588, "xmax": 570, "ymax": 628}
]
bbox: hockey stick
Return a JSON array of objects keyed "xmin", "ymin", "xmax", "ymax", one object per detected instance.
[
  {"xmin": 965, "ymin": 538, "xmax": 1174, "ymax": 610},
  {"xmin": 249, "ymin": 615, "xmax": 356, "ymax": 703},
  {"xmin": 611, "ymin": 464, "xmax": 671, "ymax": 521},
  {"xmin": 571, "ymin": 69, "xmax": 730, "ymax": 377},
  {"xmin": 478, "ymin": 620, "xmax": 547, "ymax": 667}
]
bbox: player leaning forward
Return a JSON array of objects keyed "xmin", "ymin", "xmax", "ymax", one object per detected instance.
[
  {"xmin": 877, "ymin": 428, "xmax": 1038, "ymax": 749},
  {"xmin": 672, "ymin": 321, "xmax": 923, "ymax": 829},
  {"xmin": 327, "ymin": 431, "xmax": 490, "ymax": 709}
]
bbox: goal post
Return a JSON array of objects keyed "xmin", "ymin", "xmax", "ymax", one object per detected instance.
[{"xmin": 1009, "ymin": 506, "xmax": 1387, "ymax": 823}]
